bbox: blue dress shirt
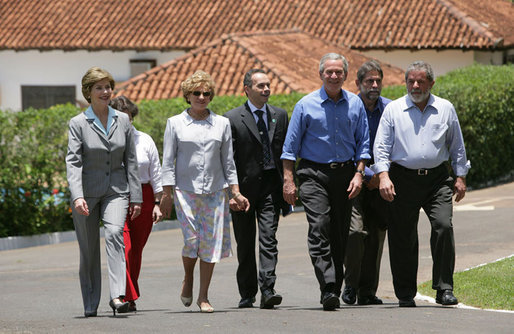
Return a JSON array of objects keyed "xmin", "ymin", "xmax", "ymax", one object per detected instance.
[
  {"xmin": 361, "ymin": 94, "xmax": 391, "ymax": 161},
  {"xmin": 281, "ymin": 86, "xmax": 371, "ymax": 163},
  {"xmin": 84, "ymin": 105, "xmax": 116, "ymax": 135}
]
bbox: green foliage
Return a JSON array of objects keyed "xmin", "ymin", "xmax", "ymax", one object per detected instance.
[
  {"xmin": 0, "ymin": 104, "xmax": 79, "ymax": 237},
  {"xmin": 418, "ymin": 256, "xmax": 514, "ymax": 310},
  {"xmin": 382, "ymin": 64, "xmax": 514, "ymax": 188}
]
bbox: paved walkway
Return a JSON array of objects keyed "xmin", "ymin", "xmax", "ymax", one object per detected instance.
[{"xmin": 1, "ymin": 183, "xmax": 513, "ymax": 333}]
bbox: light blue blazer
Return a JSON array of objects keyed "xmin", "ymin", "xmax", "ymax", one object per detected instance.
[{"xmin": 66, "ymin": 107, "xmax": 142, "ymax": 203}]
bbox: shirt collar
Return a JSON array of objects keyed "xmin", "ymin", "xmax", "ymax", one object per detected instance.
[
  {"xmin": 183, "ymin": 109, "xmax": 214, "ymax": 126},
  {"xmin": 84, "ymin": 105, "xmax": 117, "ymax": 118},
  {"xmin": 247, "ymin": 100, "xmax": 268, "ymax": 114},
  {"xmin": 320, "ymin": 85, "xmax": 347, "ymax": 103},
  {"xmin": 358, "ymin": 93, "xmax": 383, "ymax": 113},
  {"xmin": 406, "ymin": 93, "xmax": 436, "ymax": 112}
]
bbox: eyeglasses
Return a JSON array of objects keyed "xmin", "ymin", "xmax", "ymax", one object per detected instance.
[{"xmin": 192, "ymin": 91, "xmax": 211, "ymax": 97}]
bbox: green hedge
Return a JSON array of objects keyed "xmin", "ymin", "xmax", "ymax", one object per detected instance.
[
  {"xmin": 382, "ymin": 64, "xmax": 514, "ymax": 187},
  {"xmin": 0, "ymin": 65, "xmax": 512, "ymax": 237}
]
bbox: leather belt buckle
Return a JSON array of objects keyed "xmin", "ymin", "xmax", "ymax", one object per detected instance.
[
  {"xmin": 329, "ymin": 162, "xmax": 339, "ymax": 169},
  {"xmin": 417, "ymin": 169, "xmax": 428, "ymax": 176}
]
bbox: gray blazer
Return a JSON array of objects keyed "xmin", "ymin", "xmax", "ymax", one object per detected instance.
[{"xmin": 66, "ymin": 107, "xmax": 142, "ymax": 203}]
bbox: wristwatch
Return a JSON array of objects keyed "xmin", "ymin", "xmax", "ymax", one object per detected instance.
[{"xmin": 356, "ymin": 169, "xmax": 365, "ymax": 177}]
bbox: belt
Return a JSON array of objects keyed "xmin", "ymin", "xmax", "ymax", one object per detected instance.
[
  {"xmin": 303, "ymin": 159, "xmax": 353, "ymax": 169},
  {"xmin": 391, "ymin": 162, "xmax": 444, "ymax": 176}
]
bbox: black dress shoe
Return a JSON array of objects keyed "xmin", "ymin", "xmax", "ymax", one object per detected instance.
[
  {"xmin": 398, "ymin": 299, "xmax": 416, "ymax": 307},
  {"xmin": 342, "ymin": 285, "xmax": 356, "ymax": 305},
  {"xmin": 84, "ymin": 311, "xmax": 97, "ymax": 317},
  {"xmin": 358, "ymin": 295, "xmax": 383, "ymax": 305},
  {"xmin": 436, "ymin": 290, "xmax": 458, "ymax": 305},
  {"xmin": 260, "ymin": 289, "xmax": 282, "ymax": 309},
  {"xmin": 238, "ymin": 297, "xmax": 256, "ymax": 308},
  {"xmin": 321, "ymin": 292, "xmax": 340, "ymax": 311}
]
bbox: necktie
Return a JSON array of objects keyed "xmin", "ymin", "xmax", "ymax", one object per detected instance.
[{"xmin": 255, "ymin": 110, "xmax": 272, "ymax": 168}]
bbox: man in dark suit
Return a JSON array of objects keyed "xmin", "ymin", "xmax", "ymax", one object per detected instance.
[{"xmin": 224, "ymin": 69, "xmax": 289, "ymax": 309}]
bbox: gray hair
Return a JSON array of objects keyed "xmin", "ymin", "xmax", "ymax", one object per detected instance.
[
  {"xmin": 357, "ymin": 60, "xmax": 383, "ymax": 82},
  {"xmin": 319, "ymin": 53, "xmax": 348, "ymax": 74},
  {"xmin": 405, "ymin": 61, "xmax": 434, "ymax": 82}
]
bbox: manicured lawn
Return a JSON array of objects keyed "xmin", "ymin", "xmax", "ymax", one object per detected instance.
[{"xmin": 418, "ymin": 256, "xmax": 514, "ymax": 310}]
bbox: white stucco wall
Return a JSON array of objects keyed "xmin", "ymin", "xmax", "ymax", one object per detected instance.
[
  {"xmin": 359, "ymin": 49, "xmax": 477, "ymax": 78},
  {"xmin": 0, "ymin": 49, "xmax": 185, "ymax": 111}
]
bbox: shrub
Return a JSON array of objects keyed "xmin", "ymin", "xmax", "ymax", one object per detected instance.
[
  {"xmin": 0, "ymin": 104, "xmax": 78, "ymax": 237},
  {"xmin": 382, "ymin": 64, "xmax": 514, "ymax": 187}
]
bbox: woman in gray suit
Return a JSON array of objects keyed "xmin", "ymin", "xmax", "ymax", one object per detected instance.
[{"xmin": 66, "ymin": 67, "xmax": 142, "ymax": 317}]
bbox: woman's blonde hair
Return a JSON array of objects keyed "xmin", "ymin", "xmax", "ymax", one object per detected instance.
[
  {"xmin": 180, "ymin": 70, "xmax": 216, "ymax": 104},
  {"xmin": 81, "ymin": 67, "xmax": 115, "ymax": 103}
]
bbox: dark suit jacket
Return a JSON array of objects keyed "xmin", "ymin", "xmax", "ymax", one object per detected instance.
[{"xmin": 224, "ymin": 102, "xmax": 289, "ymax": 205}]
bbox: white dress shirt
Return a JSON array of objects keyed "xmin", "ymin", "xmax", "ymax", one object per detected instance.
[
  {"xmin": 161, "ymin": 110, "xmax": 239, "ymax": 194},
  {"xmin": 133, "ymin": 127, "xmax": 163, "ymax": 194},
  {"xmin": 373, "ymin": 94, "xmax": 470, "ymax": 176}
]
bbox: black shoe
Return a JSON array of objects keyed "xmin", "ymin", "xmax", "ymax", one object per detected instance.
[
  {"xmin": 436, "ymin": 290, "xmax": 458, "ymax": 305},
  {"xmin": 358, "ymin": 295, "xmax": 383, "ymax": 305},
  {"xmin": 398, "ymin": 299, "xmax": 416, "ymax": 307},
  {"xmin": 109, "ymin": 298, "xmax": 130, "ymax": 316},
  {"xmin": 84, "ymin": 311, "xmax": 97, "ymax": 317},
  {"xmin": 238, "ymin": 297, "xmax": 256, "ymax": 308},
  {"xmin": 342, "ymin": 285, "xmax": 356, "ymax": 305},
  {"xmin": 260, "ymin": 289, "xmax": 282, "ymax": 309},
  {"xmin": 321, "ymin": 292, "xmax": 340, "ymax": 311}
]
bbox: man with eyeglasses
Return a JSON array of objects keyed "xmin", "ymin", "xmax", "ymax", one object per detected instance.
[
  {"xmin": 342, "ymin": 60, "xmax": 391, "ymax": 307},
  {"xmin": 224, "ymin": 69, "xmax": 290, "ymax": 309},
  {"xmin": 373, "ymin": 61, "xmax": 469, "ymax": 307},
  {"xmin": 281, "ymin": 53, "xmax": 370, "ymax": 311}
]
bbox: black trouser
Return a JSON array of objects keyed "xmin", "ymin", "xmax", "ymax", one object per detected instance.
[
  {"xmin": 296, "ymin": 159, "xmax": 354, "ymax": 295},
  {"xmin": 388, "ymin": 163, "xmax": 455, "ymax": 300},
  {"xmin": 231, "ymin": 169, "xmax": 282, "ymax": 299},
  {"xmin": 344, "ymin": 186, "xmax": 388, "ymax": 298}
]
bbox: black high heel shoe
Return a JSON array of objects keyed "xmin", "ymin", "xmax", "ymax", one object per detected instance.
[{"xmin": 109, "ymin": 298, "xmax": 129, "ymax": 316}]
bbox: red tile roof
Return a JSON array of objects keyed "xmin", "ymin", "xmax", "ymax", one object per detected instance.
[
  {"xmin": 1, "ymin": 0, "xmax": 512, "ymax": 51},
  {"xmin": 114, "ymin": 30, "xmax": 406, "ymax": 102}
]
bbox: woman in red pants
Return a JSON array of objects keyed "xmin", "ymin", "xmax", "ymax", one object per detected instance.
[{"xmin": 110, "ymin": 96, "xmax": 163, "ymax": 312}]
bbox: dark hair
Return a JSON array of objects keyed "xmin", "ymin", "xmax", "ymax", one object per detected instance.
[
  {"xmin": 357, "ymin": 60, "xmax": 384, "ymax": 83},
  {"xmin": 243, "ymin": 69, "xmax": 266, "ymax": 88},
  {"xmin": 110, "ymin": 95, "xmax": 139, "ymax": 118},
  {"xmin": 405, "ymin": 61, "xmax": 434, "ymax": 82}
]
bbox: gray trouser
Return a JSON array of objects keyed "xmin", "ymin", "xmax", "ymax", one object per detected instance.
[
  {"xmin": 72, "ymin": 190, "xmax": 129, "ymax": 313},
  {"xmin": 344, "ymin": 186, "xmax": 388, "ymax": 297}
]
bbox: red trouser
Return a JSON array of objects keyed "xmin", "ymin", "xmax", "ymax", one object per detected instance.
[{"xmin": 124, "ymin": 184, "xmax": 155, "ymax": 301}]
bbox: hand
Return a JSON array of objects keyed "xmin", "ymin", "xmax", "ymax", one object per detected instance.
[
  {"xmin": 378, "ymin": 172, "xmax": 396, "ymax": 202},
  {"xmin": 234, "ymin": 194, "xmax": 250, "ymax": 212},
  {"xmin": 130, "ymin": 203, "xmax": 141, "ymax": 220},
  {"xmin": 229, "ymin": 198, "xmax": 241, "ymax": 211},
  {"xmin": 160, "ymin": 192, "xmax": 174, "ymax": 219},
  {"xmin": 152, "ymin": 204, "xmax": 163, "ymax": 223},
  {"xmin": 453, "ymin": 176, "xmax": 467, "ymax": 202},
  {"xmin": 73, "ymin": 198, "xmax": 89, "ymax": 216},
  {"xmin": 366, "ymin": 174, "xmax": 379, "ymax": 190},
  {"xmin": 283, "ymin": 179, "xmax": 297, "ymax": 205},
  {"xmin": 347, "ymin": 173, "xmax": 363, "ymax": 199}
]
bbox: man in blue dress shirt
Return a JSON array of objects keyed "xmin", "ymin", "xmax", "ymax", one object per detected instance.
[
  {"xmin": 342, "ymin": 60, "xmax": 391, "ymax": 306},
  {"xmin": 281, "ymin": 53, "xmax": 370, "ymax": 311},
  {"xmin": 373, "ymin": 61, "xmax": 470, "ymax": 307}
]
